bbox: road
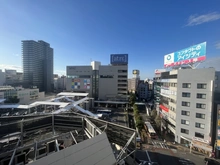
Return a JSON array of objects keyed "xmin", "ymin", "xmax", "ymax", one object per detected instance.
[
  {"xmin": 109, "ymin": 108, "xmax": 127, "ymax": 127},
  {"xmin": 151, "ymin": 140, "xmax": 169, "ymax": 149},
  {"xmin": 136, "ymin": 148, "xmax": 204, "ymax": 165},
  {"xmin": 136, "ymin": 103, "xmax": 205, "ymax": 165}
]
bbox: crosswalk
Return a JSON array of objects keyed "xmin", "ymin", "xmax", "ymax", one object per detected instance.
[{"xmin": 151, "ymin": 140, "xmax": 169, "ymax": 149}]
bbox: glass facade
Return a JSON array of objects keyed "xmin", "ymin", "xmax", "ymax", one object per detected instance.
[
  {"xmin": 22, "ymin": 40, "xmax": 53, "ymax": 92},
  {"xmin": 92, "ymin": 70, "xmax": 99, "ymax": 99}
]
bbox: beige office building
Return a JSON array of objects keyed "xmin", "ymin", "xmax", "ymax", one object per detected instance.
[{"xmin": 66, "ymin": 54, "xmax": 128, "ymax": 101}]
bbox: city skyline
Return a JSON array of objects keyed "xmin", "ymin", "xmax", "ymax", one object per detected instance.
[{"xmin": 0, "ymin": 0, "xmax": 220, "ymax": 79}]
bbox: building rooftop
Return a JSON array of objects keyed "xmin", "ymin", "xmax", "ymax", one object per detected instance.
[
  {"xmin": 0, "ymin": 113, "xmax": 137, "ymax": 165},
  {"xmin": 57, "ymin": 92, "xmax": 89, "ymax": 97}
]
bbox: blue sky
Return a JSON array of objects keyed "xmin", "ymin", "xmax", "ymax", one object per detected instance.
[{"xmin": 0, "ymin": 0, "xmax": 220, "ymax": 79}]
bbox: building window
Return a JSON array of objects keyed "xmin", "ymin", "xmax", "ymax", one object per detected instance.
[
  {"xmin": 118, "ymin": 75, "xmax": 127, "ymax": 78},
  {"xmin": 182, "ymin": 92, "xmax": 191, "ymax": 98},
  {"xmin": 118, "ymin": 70, "xmax": 127, "ymax": 73},
  {"xmin": 196, "ymin": 113, "xmax": 205, "ymax": 119},
  {"xmin": 182, "ymin": 101, "xmax": 190, "ymax": 107},
  {"xmin": 170, "ymin": 106, "xmax": 175, "ymax": 112},
  {"xmin": 195, "ymin": 132, "xmax": 204, "ymax": 139},
  {"xmin": 195, "ymin": 122, "xmax": 205, "ymax": 129},
  {"xmin": 197, "ymin": 93, "xmax": 206, "ymax": 99},
  {"xmin": 100, "ymin": 75, "xmax": 114, "ymax": 78},
  {"xmin": 215, "ymin": 76, "xmax": 218, "ymax": 80},
  {"xmin": 197, "ymin": 83, "xmax": 207, "ymax": 89},
  {"xmin": 181, "ymin": 128, "xmax": 189, "ymax": 134},
  {"xmin": 196, "ymin": 103, "xmax": 206, "ymax": 109},
  {"xmin": 170, "ymin": 98, "xmax": 176, "ymax": 103},
  {"xmin": 182, "ymin": 83, "xmax": 191, "ymax": 88},
  {"xmin": 181, "ymin": 119, "xmax": 189, "ymax": 125},
  {"xmin": 182, "ymin": 110, "xmax": 190, "ymax": 116}
]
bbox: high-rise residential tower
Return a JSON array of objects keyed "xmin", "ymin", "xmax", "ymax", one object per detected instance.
[{"xmin": 22, "ymin": 40, "xmax": 53, "ymax": 92}]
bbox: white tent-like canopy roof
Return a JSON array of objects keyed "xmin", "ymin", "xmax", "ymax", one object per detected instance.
[{"xmin": 57, "ymin": 92, "xmax": 89, "ymax": 97}]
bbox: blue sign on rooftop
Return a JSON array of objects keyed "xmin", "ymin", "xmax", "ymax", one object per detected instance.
[{"xmin": 110, "ymin": 54, "xmax": 128, "ymax": 65}]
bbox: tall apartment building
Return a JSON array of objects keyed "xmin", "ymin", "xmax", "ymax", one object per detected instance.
[
  {"xmin": 66, "ymin": 54, "xmax": 128, "ymax": 101},
  {"xmin": 158, "ymin": 68, "xmax": 220, "ymax": 154},
  {"xmin": 22, "ymin": 40, "xmax": 53, "ymax": 92}
]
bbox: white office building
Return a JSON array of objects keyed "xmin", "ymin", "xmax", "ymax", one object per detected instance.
[{"xmin": 159, "ymin": 68, "xmax": 220, "ymax": 155}]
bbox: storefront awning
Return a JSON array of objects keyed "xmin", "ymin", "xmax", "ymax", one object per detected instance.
[
  {"xmin": 160, "ymin": 104, "xmax": 169, "ymax": 112},
  {"xmin": 180, "ymin": 136, "xmax": 191, "ymax": 142}
]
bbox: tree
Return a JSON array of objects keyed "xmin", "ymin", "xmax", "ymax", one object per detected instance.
[
  {"xmin": 155, "ymin": 115, "xmax": 161, "ymax": 130},
  {"xmin": 129, "ymin": 93, "xmax": 136, "ymax": 106},
  {"xmin": 133, "ymin": 104, "xmax": 138, "ymax": 110},
  {"xmin": 151, "ymin": 109, "xmax": 157, "ymax": 120},
  {"xmin": 134, "ymin": 110, "xmax": 139, "ymax": 118},
  {"xmin": 136, "ymin": 118, "xmax": 144, "ymax": 131}
]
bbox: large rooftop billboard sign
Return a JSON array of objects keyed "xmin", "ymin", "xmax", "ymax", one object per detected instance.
[
  {"xmin": 110, "ymin": 54, "xmax": 128, "ymax": 65},
  {"xmin": 155, "ymin": 69, "xmax": 166, "ymax": 74},
  {"xmin": 164, "ymin": 42, "xmax": 206, "ymax": 68}
]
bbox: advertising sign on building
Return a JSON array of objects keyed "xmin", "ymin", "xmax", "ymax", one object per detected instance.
[
  {"xmin": 161, "ymin": 79, "xmax": 170, "ymax": 83},
  {"xmin": 159, "ymin": 104, "xmax": 169, "ymax": 112},
  {"xmin": 84, "ymin": 79, "xmax": 90, "ymax": 90},
  {"xmin": 164, "ymin": 42, "xmax": 206, "ymax": 68},
  {"xmin": 155, "ymin": 69, "xmax": 166, "ymax": 74},
  {"xmin": 160, "ymin": 88, "xmax": 177, "ymax": 98},
  {"xmin": 110, "ymin": 54, "xmax": 128, "ymax": 65},
  {"xmin": 72, "ymin": 79, "xmax": 80, "ymax": 89}
]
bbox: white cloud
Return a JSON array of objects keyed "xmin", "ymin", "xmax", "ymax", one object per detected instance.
[
  {"xmin": 215, "ymin": 42, "xmax": 220, "ymax": 49},
  {"xmin": 55, "ymin": 70, "xmax": 66, "ymax": 76},
  {"xmin": 0, "ymin": 65, "xmax": 66, "ymax": 76},
  {"xmin": 186, "ymin": 12, "xmax": 220, "ymax": 26},
  {"xmin": 0, "ymin": 64, "xmax": 22, "ymax": 72},
  {"xmin": 14, "ymin": 54, "xmax": 20, "ymax": 57}
]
